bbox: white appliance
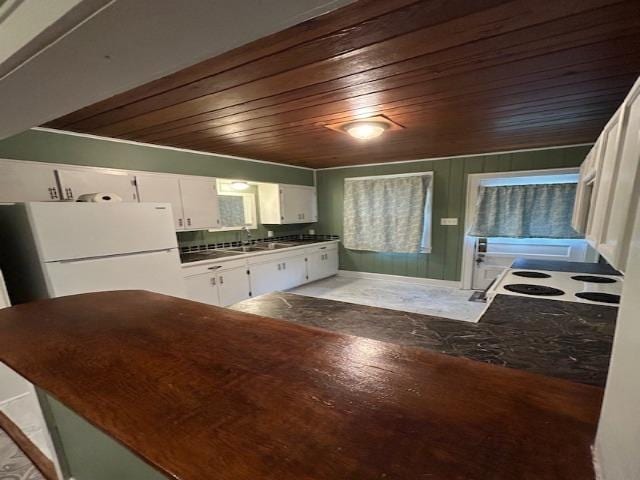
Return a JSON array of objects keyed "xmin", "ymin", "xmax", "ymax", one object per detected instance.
[
  {"xmin": 0, "ymin": 202, "xmax": 185, "ymax": 302},
  {"xmin": 487, "ymin": 268, "xmax": 622, "ymax": 306}
]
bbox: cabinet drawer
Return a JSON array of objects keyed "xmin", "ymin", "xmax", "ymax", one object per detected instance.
[
  {"xmin": 305, "ymin": 242, "xmax": 338, "ymax": 255},
  {"xmin": 182, "ymin": 257, "xmax": 248, "ymax": 276}
]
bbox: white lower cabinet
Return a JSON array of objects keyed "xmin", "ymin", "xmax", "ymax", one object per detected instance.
[
  {"xmin": 183, "ymin": 259, "xmax": 251, "ymax": 307},
  {"xmin": 184, "ymin": 271, "xmax": 221, "ymax": 306},
  {"xmin": 183, "ymin": 242, "xmax": 339, "ymax": 304},
  {"xmin": 217, "ymin": 266, "xmax": 251, "ymax": 306},
  {"xmin": 307, "ymin": 244, "xmax": 339, "ymax": 282}
]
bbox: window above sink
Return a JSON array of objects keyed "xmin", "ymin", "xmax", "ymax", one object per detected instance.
[{"xmin": 213, "ymin": 179, "xmax": 258, "ymax": 232}]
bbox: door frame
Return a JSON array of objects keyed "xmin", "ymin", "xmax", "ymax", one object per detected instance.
[{"xmin": 461, "ymin": 167, "xmax": 580, "ymax": 290}]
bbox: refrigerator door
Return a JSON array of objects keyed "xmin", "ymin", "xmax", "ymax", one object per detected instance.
[
  {"xmin": 26, "ymin": 202, "xmax": 178, "ymax": 262},
  {"xmin": 43, "ymin": 249, "xmax": 186, "ymax": 298}
]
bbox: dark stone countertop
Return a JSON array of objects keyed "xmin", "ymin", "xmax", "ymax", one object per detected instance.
[
  {"xmin": 231, "ymin": 292, "xmax": 616, "ymax": 387},
  {"xmin": 511, "ymin": 258, "xmax": 622, "ymax": 275}
]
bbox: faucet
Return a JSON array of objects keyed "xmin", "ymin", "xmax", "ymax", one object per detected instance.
[{"xmin": 242, "ymin": 226, "xmax": 252, "ymax": 245}]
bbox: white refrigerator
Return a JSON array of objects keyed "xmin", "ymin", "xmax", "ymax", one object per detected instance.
[{"xmin": 0, "ymin": 202, "xmax": 185, "ymax": 303}]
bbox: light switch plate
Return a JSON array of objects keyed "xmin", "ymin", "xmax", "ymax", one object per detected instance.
[{"xmin": 440, "ymin": 218, "xmax": 458, "ymax": 226}]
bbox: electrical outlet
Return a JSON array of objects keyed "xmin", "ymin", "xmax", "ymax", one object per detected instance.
[
  {"xmin": 440, "ymin": 218, "xmax": 458, "ymax": 226},
  {"xmin": 308, "ymin": 228, "xmax": 316, "ymax": 235},
  {"xmin": 267, "ymin": 230, "xmax": 274, "ymax": 238}
]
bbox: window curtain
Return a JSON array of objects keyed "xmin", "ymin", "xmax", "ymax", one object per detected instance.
[
  {"xmin": 219, "ymin": 195, "xmax": 246, "ymax": 227},
  {"xmin": 468, "ymin": 183, "xmax": 582, "ymax": 238},
  {"xmin": 343, "ymin": 175, "xmax": 431, "ymax": 253}
]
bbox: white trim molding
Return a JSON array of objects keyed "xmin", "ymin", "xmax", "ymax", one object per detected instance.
[
  {"xmin": 337, "ymin": 269, "xmax": 461, "ymax": 289},
  {"xmin": 318, "ymin": 143, "xmax": 592, "ymax": 171}
]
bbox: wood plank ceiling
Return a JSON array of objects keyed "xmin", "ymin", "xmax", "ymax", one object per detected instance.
[{"xmin": 46, "ymin": 0, "xmax": 640, "ymax": 168}]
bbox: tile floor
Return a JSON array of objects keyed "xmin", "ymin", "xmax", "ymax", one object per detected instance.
[
  {"xmin": 289, "ymin": 275, "xmax": 485, "ymax": 322},
  {"xmin": 0, "ymin": 428, "xmax": 44, "ymax": 480}
]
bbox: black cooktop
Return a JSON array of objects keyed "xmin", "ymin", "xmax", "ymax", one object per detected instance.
[
  {"xmin": 575, "ymin": 292, "xmax": 620, "ymax": 304},
  {"xmin": 571, "ymin": 275, "xmax": 618, "ymax": 284},
  {"xmin": 504, "ymin": 284, "xmax": 565, "ymax": 296},
  {"xmin": 512, "ymin": 271, "xmax": 552, "ymax": 279}
]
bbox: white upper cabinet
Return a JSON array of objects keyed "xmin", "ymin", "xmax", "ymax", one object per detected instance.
[
  {"xmin": 0, "ymin": 161, "xmax": 59, "ymax": 202},
  {"xmin": 258, "ymin": 183, "xmax": 317, "ymax": 224},
  {"xmin": 56, "ymin": 168, "xmax": 138, "ymax": 201},
  {"xmin": 179, "ymin": 177, "xmax": 221, "ymax": 230},
  {"xmin": 587, "ymin": 109, "xmax": 625, "ymax": 248},
  {"xmin": 136, "ymin": 175, "xmax": 185, "ymax": 230},
  {"xmin": 597, "ymin": 80, "xmax": 640, "ymax": 272},
  {"xmin": 571, "ymin": 149, "xmax": 595, "ymax": 234},
  {"xmin": 573, "ymin": 76, "xmax": 640, "ymax": 271}
]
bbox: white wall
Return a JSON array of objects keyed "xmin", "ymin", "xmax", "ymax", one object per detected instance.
[{"xmin": 595, "ymin": 204, "xmax": 640, "ymax": 479}]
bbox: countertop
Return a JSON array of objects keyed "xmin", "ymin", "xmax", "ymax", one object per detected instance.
[
  {"xmin": 511, "ymin": 258, "xmax": 622, "ymax": 275},
  {"xmin": 180, "ymin": 239, "xmax": 339, "ymax": 266},
  {"xmin": 232, "ymin": 292, "xmax": 616, "ymax": 387},
  {"xmin": 0, "ymin": 291, "xmax": 601, "ymax": 480}
]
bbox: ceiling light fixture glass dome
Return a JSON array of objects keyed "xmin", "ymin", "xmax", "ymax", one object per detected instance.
[
  {"xmin": 231, "ymin": 181, "xmax": 250, "ymax": 191},
  {"xmin": 343, "ymin": 121, "xmax": 389, "ymax": 140}
]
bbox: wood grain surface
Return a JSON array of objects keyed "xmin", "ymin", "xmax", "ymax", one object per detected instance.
[
  {"xmin": 45, "ymin": 0, "xmax": 640, "ymax": 167},
  {"xmin": 0, "ymin": 291, "xmax": 601, "ymax": 479}
]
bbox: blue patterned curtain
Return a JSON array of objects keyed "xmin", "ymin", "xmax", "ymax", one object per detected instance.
[
  {"xmin": 343, "ymin": 175, "xmax": 431, "ymax": 253},
  {"xmin": 469, "ymin": 183, "xmax": 582, "ymax": 238}
]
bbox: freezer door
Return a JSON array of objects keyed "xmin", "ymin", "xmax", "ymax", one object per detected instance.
[
  {"xmin": 26, "ymin": 202, "xmax": 178, "ymax": 261},
  {"xmin": 43, "ymin": 249, "xmax": 186, "ymax": 298}
]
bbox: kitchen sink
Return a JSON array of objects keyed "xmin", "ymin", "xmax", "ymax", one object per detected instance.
[
  {"xmin": 255, "ymin": 242, "xmax": 301, "ymax": 250},
  {"xmin": 180, "ymin": 249, "xmax": 244, "ymax": 263},
  {"xmin": 221, "ymin": 245, "xmax": 270, "ymax": 253}
]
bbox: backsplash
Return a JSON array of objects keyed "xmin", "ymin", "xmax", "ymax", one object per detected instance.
[{"xmin": 179, "ymin": 234, "xmax": 339, "ymax": 254}]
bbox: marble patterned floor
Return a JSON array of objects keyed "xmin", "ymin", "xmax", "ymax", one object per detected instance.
[
  {"xmin": 288, "ymin": 275, "xmax": 485, "ymax": 322},
  {"xmin": 0, "ymin": 429, "xmax": 44, "ymax": 480}
]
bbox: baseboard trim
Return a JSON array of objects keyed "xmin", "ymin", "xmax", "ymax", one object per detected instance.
[{"xmin": 337, "ymin": 270, "xmax": 461, "ymax": 289}]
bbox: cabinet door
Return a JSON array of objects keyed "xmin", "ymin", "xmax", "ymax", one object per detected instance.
[
  {"xmin": 307, "ymin": 247, "xmax": 338, "ymax": 282},
  {"xmin": 56, "ymin": 169, "xmax": 138, "ymax": 201},
  {"xmin": 136, "ymin": 175, "xmax": 185, "ymax": 230},
  {"xmin": 184, "ymin": 272, "xmax": 220, "ymax": 306},
  {"xmin": 249, "ymin": 259, "xmax": 283, "ymax": 297},
  {"xmin": 571, "ymin": 154, "xmax": 595, "ymax": 235},
  {"xmin": 598, "ymin": 81, "xmax": 640, "ymax": 271},
  {"xmin": 217, "ymin": 266, "xmax": 251, "ymax": 306},
  {"xmin": 281, "ymin": 186, "xmax": 316, "ymax": 223},
  {"xmin": 280, "ymin": 254, "xmax": 308, "ymax": 290},
  {"xmin": 179, "ymin": 178, "xmax": 221, "ymax": 230},
  {"xmin": 587, "ymin": 111, "xmax": 625, "ymax": 247},
  {"xmin": 0, "ymin": 161, "xmax": 59, "ymax": 202}
]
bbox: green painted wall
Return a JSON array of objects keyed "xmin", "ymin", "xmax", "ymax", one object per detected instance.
[
  {"xmin": 0, "ymin": 129, "xmax": 315, "ymax": 246},
  {"xmin": 315, "ymin": 145, "xmax": 591, "ymax": 282}
]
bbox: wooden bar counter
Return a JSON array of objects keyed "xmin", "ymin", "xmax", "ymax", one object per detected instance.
[{"xmin": 0, "ymin": 291, "xmax": 601, "ymax": 479}]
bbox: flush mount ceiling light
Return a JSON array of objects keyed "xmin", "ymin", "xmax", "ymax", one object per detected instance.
[
  {"xmin": 343, "ymin": 121, "xmax": 388, "ymax": 140},
  {"xmin": 231, "ymin": 181, "xmax": 250, "ymax": 191},
  {"xmin": 323, "ymin": 115, "xmax": 404, "ymax": 141}
]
